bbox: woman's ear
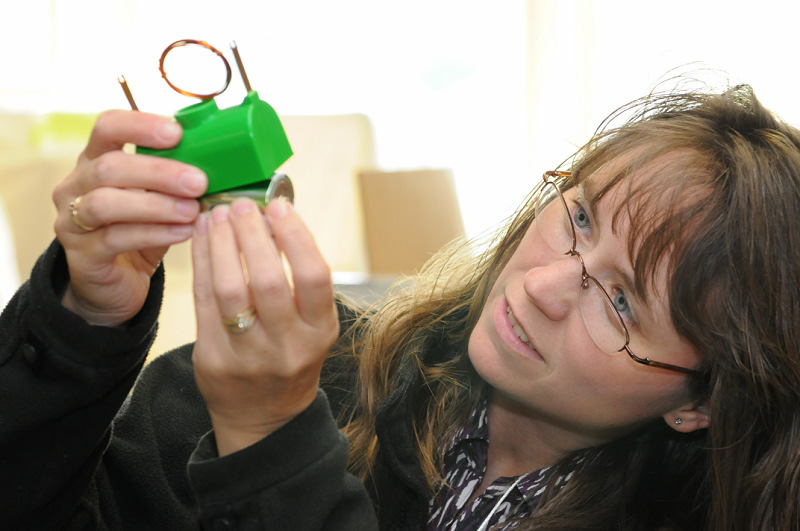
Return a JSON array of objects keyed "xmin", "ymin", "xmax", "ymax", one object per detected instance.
[{"xmin": 663, "ymin": 404, "xmax": 710, "ymax": 433}]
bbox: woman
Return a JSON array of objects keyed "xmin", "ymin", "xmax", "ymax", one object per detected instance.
[
  {"xmin": 1, "ymin": 83, "xmax": 798, "ymax": 530},
  {"xmin": 337, "ymin": 84, "xmax": 800, "ymax": 529}
]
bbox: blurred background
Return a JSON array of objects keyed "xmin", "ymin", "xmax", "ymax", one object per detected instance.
[{"xmin": 2, "ymin": 0, "xmax": 798, "ymax": 351}]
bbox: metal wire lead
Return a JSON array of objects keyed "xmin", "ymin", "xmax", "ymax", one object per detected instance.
[
  {"xmin": 117, "ymin": 75, "xmax": 139, "ymax": 110},
  {"xmin": 230, "ymin": 41, "xmax": 252, "ymax": 93}
]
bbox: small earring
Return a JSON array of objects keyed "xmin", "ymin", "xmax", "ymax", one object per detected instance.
[{"xmin": 674, "ymin": 418, "xmax": 683, "ymax": 426}]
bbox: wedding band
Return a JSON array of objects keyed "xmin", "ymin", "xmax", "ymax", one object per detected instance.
[
  {"xmin": 222, "ymin": 306, "xmax": 257, "ymax": 334},
  {"xmin": 67, "ymin": 196, "xmax": 97, "ymax": 232}
]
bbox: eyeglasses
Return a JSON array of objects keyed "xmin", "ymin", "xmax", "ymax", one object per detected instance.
[{"xmin": 534, "ymin": 171, "xmax": 697, "ymax": 375}]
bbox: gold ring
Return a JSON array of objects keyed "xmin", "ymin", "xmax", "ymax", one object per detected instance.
[
  {"xmin": 221, "ymin": 306, "xmax": 257, "ymax": 334},
  {"xmin": 67, "ymin": 196, "xmax": 97, "ymax": 232}
]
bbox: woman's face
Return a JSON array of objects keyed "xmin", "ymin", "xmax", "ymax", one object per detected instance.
[{"xmin": 468, "ymin": 170, "xmax": 703, "ymax": 450}]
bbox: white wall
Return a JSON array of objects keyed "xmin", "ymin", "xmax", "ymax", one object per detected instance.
[
  {"xmin": 525, "ymin": 0, "xmax": 800, "ymax": 181},
  {"xmin": 0, "ymin": 197, "xmax": 19, "ymax": 308}
]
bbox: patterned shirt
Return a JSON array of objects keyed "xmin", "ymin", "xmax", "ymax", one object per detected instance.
[{"xmin": 426, "ymin": 397, "xmax": 564, "ymax": 530}]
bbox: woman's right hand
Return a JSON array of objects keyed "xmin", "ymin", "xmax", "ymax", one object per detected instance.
[{"xmin": 52, "ymin": 110, "xmax": 207, "ymax": 327}]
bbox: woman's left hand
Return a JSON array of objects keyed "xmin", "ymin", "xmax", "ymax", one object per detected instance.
[{"xmin": 190, "ymin": 197, "xmax": 340, "ymax": 456}]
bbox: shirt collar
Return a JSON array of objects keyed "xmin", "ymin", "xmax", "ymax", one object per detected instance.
[{"xmin": 445, "ymin": 394, "xmax": 555, "ymax": 511}]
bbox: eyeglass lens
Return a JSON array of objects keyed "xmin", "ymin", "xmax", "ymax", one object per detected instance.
[{"xmin": 534, "ymin": 181, "xmax": 628, "ymax": 355}]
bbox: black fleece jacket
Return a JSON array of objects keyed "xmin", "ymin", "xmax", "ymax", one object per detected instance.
[{"xmin": 0, "ymin": 241, "xmax": 429, "ymax": 530}]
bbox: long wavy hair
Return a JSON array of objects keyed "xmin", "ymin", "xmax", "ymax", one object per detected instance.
[{"xmin": 334, "ymin": 83, "xmax": 800, "ymax": 530}]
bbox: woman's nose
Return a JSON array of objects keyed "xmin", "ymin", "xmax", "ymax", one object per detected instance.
[{"xmin": 523, "ymin": 253, "xmax": 582, "ymax": 321}]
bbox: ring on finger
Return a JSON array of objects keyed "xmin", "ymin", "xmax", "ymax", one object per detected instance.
[
  {"xmin": 222, "ymin": 306, "xmax": 258, "ymax": 334},
  {"xmin": 68, "ymin": 196, "xmax": 97, "ymax": 232}
]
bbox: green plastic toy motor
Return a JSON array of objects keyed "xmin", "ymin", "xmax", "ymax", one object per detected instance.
[{"xmin": 119, "ymin": 39, "xmax": 293, "ymax": 209}]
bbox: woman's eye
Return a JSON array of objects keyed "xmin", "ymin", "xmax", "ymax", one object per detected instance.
[
  {"xmin": 573, "ymin": 204, "xmax": 591, "ymax": 229},
  {"xmin": 610, "ymin": 288, "xmax": 635, "ymax": 323}
]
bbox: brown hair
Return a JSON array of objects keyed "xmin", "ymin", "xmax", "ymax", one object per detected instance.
[
  {"xmin": 569, "ymin": 85, "xmax": 800, "ymax": 528},
  {"xmin": 335, "ymin": 83, "xmax": 800, "ymax": 529}
]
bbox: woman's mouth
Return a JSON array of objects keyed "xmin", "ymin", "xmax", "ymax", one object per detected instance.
[{"xmin": 507, "ymin": 306, "xmax": 532, "ymax": 348}]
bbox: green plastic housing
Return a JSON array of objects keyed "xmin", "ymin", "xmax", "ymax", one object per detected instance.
[{"xmin": 137, "ymin": 91, "xmax": 293, "ymax": 195}]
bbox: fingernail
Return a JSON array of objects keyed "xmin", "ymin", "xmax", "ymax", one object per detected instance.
[
  {"xmin": 157, "ymin": 121, "xmax": 182, "ymax": 143},
  {"xmin": 169, "ymin": 224, "xmax": 193, "ymax": 239},
  {"xmin": 267, "ymin": 196, "xmax": 291, "ymax": 218},
  {"xmin": 211, "ymin": 204, "xmax": 230, "ymax": 223},
  {"xmin": 179, "ymin": 169, "xmax": 207, "ymax": 195},
  {"xmin": 194, "ymin": 213, "xmax": 209, "ymax": 235},
  {"xmin": 176, "ymin": 198, "xmax": 199, "ymax": 217},
  {"xmin": 230, "ymin": 198, "xmax": 255, "ymax": 217}
]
